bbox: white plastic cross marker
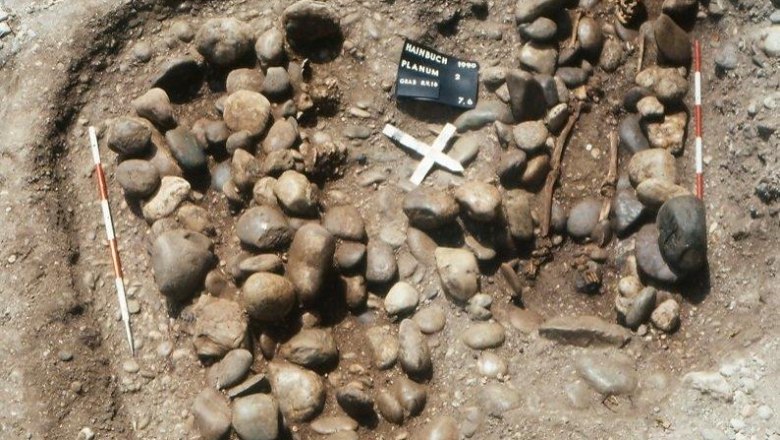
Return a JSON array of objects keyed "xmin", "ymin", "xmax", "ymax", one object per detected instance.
[{"xmin": 382, "ymin": 123, "xmax": 463, "ymax": 185}]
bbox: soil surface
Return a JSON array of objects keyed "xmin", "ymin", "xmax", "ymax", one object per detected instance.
[{"xmin": 1, "ymin": 0, "xmax": 779, "ymax": 439}]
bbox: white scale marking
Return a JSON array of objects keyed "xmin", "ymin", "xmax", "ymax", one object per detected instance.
[{"xmin": 382, "ymin": 123, "xmax": 463, "ymax": 185}]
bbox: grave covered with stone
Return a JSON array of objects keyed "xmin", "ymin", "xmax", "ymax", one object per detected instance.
[{"xmin": 98, "ymin": 0, "xmax": 709, "ymax": 438}]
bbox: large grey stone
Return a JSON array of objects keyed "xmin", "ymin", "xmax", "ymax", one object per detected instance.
[
  {"xmin": 151, "ymin": 229, "xmax": 214, "ymax": 302},
  {"xmin": 657, "ymin": 195, "xmax": 707, "ymax": 275}
]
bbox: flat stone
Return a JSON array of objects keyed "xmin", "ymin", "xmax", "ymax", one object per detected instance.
[
  {"xmin": 480, "ymin": 384, "xmax": 521, "ymax": 417},
  {"xmin": 281, "ymin": 328, "xmax": 338, "ymax": 368},
  {"xmin": 506, "ymin": 306, "xmax": 543, "ymax": 334},
  {"xmin": 539, "ymin": 315, "xmax": 632, "ymax": 347},
  {"xmin": 683, "ymin": 371, "xmax": 733, "ymax": 401},
  {"xmin": 514, "ymin": 0, "xmax": 566, "ymax": 23},
  {"xmin": 207, "ymin": 349, "xmax": 253, "ymax": 389},
  {"xmin": 310, "ymin": 416, "xmax": 358, "ymax": 435},
  {"xmin": 226, "ymin": 68, "xmax": 265, "ymax": 94},
  {"xmin": 450, "ymin": 134, "xmax": 481, "ymax": 165},
  {"xmin": 502, "ymin": 190, "xmax": 534, "ymax": 240},
  {"xmin": 636, "ymin": 178, "xmax": 690, "ymax": 209},
  {"xmin": 454, "ymin": 100, "xmax": 514, "ymax": 132},
  {"xmin": 462, "ymin": 323, "xmax": 506, "ymax": 349},
  {"xmin": 577, "ymin": 353, "xmax": 638, "ymax": 396}
]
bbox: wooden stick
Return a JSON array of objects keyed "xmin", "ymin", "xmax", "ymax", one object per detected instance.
[
  {"xmin": 599, "ymin": 131, "xmax": 619, "ymax": 222},
  {"xmin": 540, "ymin": 102, "xmax": 583, "ymax": 237}
]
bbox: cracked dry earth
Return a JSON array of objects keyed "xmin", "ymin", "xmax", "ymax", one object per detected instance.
[{"xmin": 1, "ymin": 0, "xmax": 780, "ymax": 439}]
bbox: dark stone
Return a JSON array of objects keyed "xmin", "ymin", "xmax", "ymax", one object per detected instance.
[
  {"xmin": 556, "ymin": 67, "xmax": 589, "ymax": 88},
  {"xmin": 165, "ymin": 127, "xmax": 207, "ymax": 173},
  {"xmin": 505, "ymin": 70, "xmax": 547, "ymax": 122},
  {"xmin": 635, "ymin": 224, "xmax": 679, "ymax": 283},
  {"xmin": 657, "ymin": 195, "xmax": 707, "ymax": 275},
  {"xmin": 151, "ymin": 229, "xmax": 215, "ymax": 302},
  {"xmin": 623, "ymin": 87, "xmax": 652, "ymax": 112},
  {"xmin": 654, "ymin": 14, "xmax": 692, "ymax": 66},
  {"xmin": 610, "ymin": 190, "xmax": 645, "ymax": 235},
  {"xmin": 619, "ymin": 114, "xmax": 650, "ymax": 154},
  {"xmin": 151, "ymin": 57, "xmax": 203, "ymax": 99}
]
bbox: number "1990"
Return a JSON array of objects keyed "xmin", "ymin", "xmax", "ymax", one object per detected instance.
[{"xmin": 457, "ymin": 61, "xmax": 477, "ymax": 69}]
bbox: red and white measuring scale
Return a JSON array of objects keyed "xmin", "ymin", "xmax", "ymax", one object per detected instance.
[
  {"xmin": 89, "ymin": 126, "xmax": 134, "ymax": 355},
  {"xmin": 693, "ymin": 40, "xmax": 704, "ymax": 200}
]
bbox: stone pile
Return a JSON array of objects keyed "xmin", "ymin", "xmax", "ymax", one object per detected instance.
[{"xmin": 101, "ymin": 0, "xmax": 710, "ymax": 438}]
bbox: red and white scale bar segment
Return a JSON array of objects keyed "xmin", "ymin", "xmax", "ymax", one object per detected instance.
[
  {"xmin": 694, "ymin": 40, "xmax": 704, "ymax": 200},
  {"xmin": 89, "ymin": 127, "xmax": 135, "ymax": 355}
]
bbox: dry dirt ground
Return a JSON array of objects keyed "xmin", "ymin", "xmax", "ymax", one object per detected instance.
[{"xmin": 0, "ymin": 0, "xmax": 779, "ymax": 439}]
